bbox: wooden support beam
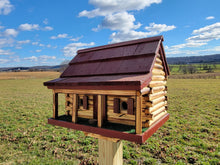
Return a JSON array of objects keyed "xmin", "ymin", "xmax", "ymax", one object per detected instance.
[
  {"xmin": 98, "ymin": 139, "xmax": 123, "ymax": 165},
  {"xmin": 136, "ymin": 92, "xmax": 142, "ymax": 134},
  {"xmin": 72, "ymin": 94, "xmax": 78, "ymax": 123},
  {"xmin": 53, "ymin": 90, "xmax": 58, "ymax": 119},
  {"xmin": 98, "ymin": 95, "xmax": 106, "ymax": 127},
  {"xmin": 53, "ymin": 89, "xmax": 136, "ymax": 96}
]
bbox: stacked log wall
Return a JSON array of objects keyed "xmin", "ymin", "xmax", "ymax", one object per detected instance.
[
  {"xmin": 106, "ymin": 95, "xmax": 137, "ymax": 126},
  {"xmin": 141, "ymin": 54, "xmax": 168, "ymax": 127},
  {"xmin": 65, "ymin": 94, "xmax": 94, "ymax": 119}
]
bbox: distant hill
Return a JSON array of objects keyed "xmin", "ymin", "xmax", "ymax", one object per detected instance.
[
  {"xmin": 0, "ymin": 54, "xmax": 219, "ymax": 72},
  {"xmin": 0, "ymin": 65, "xmax": 65, "ymax": 72},
  {"xmin": 167, "ymin": 54, "xmax": 220, "ymax": 64}
]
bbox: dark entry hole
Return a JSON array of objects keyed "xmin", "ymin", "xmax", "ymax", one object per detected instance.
[
  {"xmin": 121, "ymin": 101, "xmax": 128, "ymax": 110},
  {"xmin": 79, "ymin": 99, "xmax": 83, "ymax": 106},
  {"xmin": 67, "ymin": 101, "xmax": 70, "ymax": 106}
]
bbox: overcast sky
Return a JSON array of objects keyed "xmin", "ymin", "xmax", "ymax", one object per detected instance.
[{"xmin": 0, "ymin": 0, "xmax": 219, "ymax": 67}]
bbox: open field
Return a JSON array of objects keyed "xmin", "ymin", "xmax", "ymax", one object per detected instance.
[
  {"xmin": 0, "ymin": 72, "xmax": 219, "ymax": 164},
  {"xmin": 0, "ymin": 71, "xmax": 60, "ymax": 80}
]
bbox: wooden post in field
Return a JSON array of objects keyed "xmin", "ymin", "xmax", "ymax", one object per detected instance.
[{"xmin": 98, "ymin": 139, "xmax": 123, "ymax": 165}]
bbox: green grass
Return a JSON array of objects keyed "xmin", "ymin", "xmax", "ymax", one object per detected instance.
[
  {"xmin": 169, "ymin": 64, "xmax": 220, "ymax": 75},
  {"xmin": 0, "ymin": 77, "xmax": 220, "ymax": 164}
]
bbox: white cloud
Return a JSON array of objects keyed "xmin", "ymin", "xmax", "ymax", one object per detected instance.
[
  {"xmin": 0, "ymin": 0, "xmax": 14, "ymax": 15},
  {"xmin": 43, "ymin": 26, "xmax": 53, "ymax": 31},
  {"xmin": 24, "ymin": 55, "xmax": 56, "ymax": 63},
  {"xmin": 94, "ymin": 12, "xmax": 141, "ymax": 32},
  {"xmin": 110, "ymin": 22, "xmax": 176, "ymax": 43},
  {"xmin": 0, "ymin": 58, "xmax": 10, "ymax": 63},
  {"xmin": 187, "ymin": 22, "xmax": 220, "ymax": 42},
  {"xmin": 0, "ymin": 49, "xmax": 14, "ymax": 55},
  {"xmin": 46, "ymin": 44, "xmax": 52, "ymax": 48},
  {"xmin": 3, "ymin": 28, "xmax": 18, "ymax": 37},
  {"xmin": 32, "ymin": 42, "xmax": 39, "ymax": 45},
  {"xmin": 17, "ymin": 40, "xmax": 30, "ymax": 44},
  {"xmin": 145, "ymin": 22, "xmax": 176, "ymax": 35},
  {"xmin": 110, "ymin": 30, "xmax": 147, "ymax": 43},
  {"xmin": 79, "ymin": 0, "xmax": 162, "ymax": 18},
  {"xmin": 43, "ymin": 18, "xmax": 49, "ymax": 25},
  {"xmin": 69, "ymin": 36, "xmax": 83, "ymax": 41},
  {"xmin": 79, "ymin": 0, "xmax": 176, "ymax": 43},
  {"xmin": 168, "ymin": 22, "xmax": 220, "ymax": 53},
  {"xmin": 206, "ymin": 16, "xmax": 215, "ymax": 20},
  {"xmin": 51, "ymin": 33, "xmax": 69, "ymax": 39},
  {"xmin": 170, "ymin": 42, "xmax": 207, "ymax": 50},
  {"xmin": 18, "ymin": 23, "xmax": 40, "ymax": 31},
  {"xmin": 24, "ymin": 56, "xmax": 38, "ymax": 62},
  {"xmin": 63, "ymin": 42, "xmax": 95, "ymax": 57},
  {"xmin": 35, "ymin": 49, "xmax": 42, "ymax": 52},
  {"xmin": 0, "ymin": 25, "xmax": 5, "ymax": 29},
  {"xmin": 0, "ymin": 38, "xmax": 14, "ymax": 48},
  {"xmin": 39, "ymin": 55, "xmax": 56, "ymax": 61}
]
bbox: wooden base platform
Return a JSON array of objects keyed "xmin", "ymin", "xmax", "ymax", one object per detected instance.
[{"xmin": 48, "ymin": 113, "xmax": 169, "ymax": 144}]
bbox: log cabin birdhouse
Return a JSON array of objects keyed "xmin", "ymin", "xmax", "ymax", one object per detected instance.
[{"xmin": 44, "ymin": 35, "xmax": 170, "ymax": 144}]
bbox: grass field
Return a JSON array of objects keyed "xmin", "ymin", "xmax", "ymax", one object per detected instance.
[{"xmin": 0, "ymin": 72, "xmax": 219, "ymax": 164}]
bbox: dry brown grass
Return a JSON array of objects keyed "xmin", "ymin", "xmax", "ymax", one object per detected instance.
[{"xmin": 0, "ymin": 71, "xmax": 60, "ymax": 80}]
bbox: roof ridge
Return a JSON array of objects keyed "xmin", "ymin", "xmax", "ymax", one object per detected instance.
[{"xmin": 77, "ymin": 35, "xmax": 163, "ymax": 54}]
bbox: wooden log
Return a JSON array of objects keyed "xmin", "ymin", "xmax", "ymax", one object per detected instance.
[
  {"xmin": 144, "ymin": 111, "xmax": 167, "ymax": 127},
  {"xmin": 149, "ymin": 81, "xmax": 166, "ymax": 87},
  {"xmin": 54, "ymin": 89, "xmax": 136, "ymax": 96},
  {"xmin": 107, "ymin": 111, "xmax": 135, "ymax": 120},
  {"xmin": 72, "ymin": 94, "xmax": 78, "ymax": 123},
  {"xmin": 141, "ymin": 87, "xmax": 150, "ymax": 95},
  {"xmin": 144, "ymin": 101, "xmax": 167, "ymax": 113},
  {"xmin": 98, "ymin": 95, "xmax": 105, "ymax": 127},
  {"xmin": 150, "ymin": 86, "xmax": 166, "ymax": 94},
  {"xmin": 144, "ymin": 91, "xmax": 167, "ymax": 101},
  {"xmin": 142, "ymin": 106, "xmax": 166, "ymax": 121},
  {"xmin": 151, "ymin": 106, "xmax": 166, "ymax": 117},
  {"xmin": 108, "ymin": 118, "xmax": 147, "ymax": 126},
  {"xmin": 153, "ymin": 63, "xmax": 164, "ymax": 70},
  {"xmin": 142, "ymin": 96, "xmax": 166, "ymax": 107},
  {"xmin": 151, "ymin": 75, "xmax": 165, "ymax": 81},
  {"xmin": 65, "ymin": 97, "xmax": 73, "ymax": 103},
  {"xmin": 98, "ymin": 139, "xmax": 123, "ymax": 165},
  {"xmin": 156, "ymin": 53, "xmax": 161, "ymax": 58},
  {"xmin": 78, "ymin": 110, "xmax": 93, "ymax": 119},
  {"xmin": 53, "ymin": 91, "xmax": 58, "ymax": 119},
  {"xmin": 108, "ymin": 117, "xmax": 135, "ymax": 126},
  {"xmin": 136, "ymin": 92, "xmax": 142, "ymax": 134},
  {"xmin": 155, "ymin": 57, "xmax": 162, "ymax": 65},
  {"xmin": 152, "ymin": 69, "xmax": 165, "ymax": 76}
]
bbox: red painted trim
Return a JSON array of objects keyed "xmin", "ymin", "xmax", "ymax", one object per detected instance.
[
  {"xmin": 114, "ymin": 98, "xmax": 120, "ymax": 113},
  {"xmin": 127, "ymin": 98, "xmax": 134, "ymax": 115},
  {"xmin": 47, "ymin": 85, "xmax": 140, "ymax": 91},
  {"xmin": 142, "ymin": 113, "xmax": 169, "ymax": 142},
  {"xmin": 48, "ymin": 113, "xmax": 169, "ymax": 144},
  {"xmin": 83, "ymin": 96, "xmax": 88, "ymax": 110},
  {"xmin": 48, "ymin": 118, "xmax": 142, "ymax": 143}
]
